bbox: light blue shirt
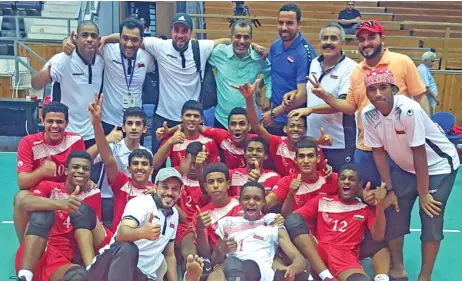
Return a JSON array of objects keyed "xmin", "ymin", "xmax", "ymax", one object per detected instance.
[
  {"xmin": 417, "ymin": 63, "xmax": 438, "ymax": 108},
  {"xmin": 208, "ymin": 44, "xmax": 272, "ymax": 127}
]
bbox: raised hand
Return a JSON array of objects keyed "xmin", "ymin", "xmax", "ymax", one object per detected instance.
[
  {"xmin": 63, "ymin": 31, "xmax": 76, "ymax": 55},
  {"xmin": 290, "ymin": 174, "xmax": 302, "ymax": 194},
  {"xmin": 317, "ymin": 127, "xmax": 333, "ymax": 146},
  {"xmin": 195, "ymin": 205, "xmax": 212, "ymax": 231},
  {"xmin": 307, "ymin": 73, "xmax": 328, "ymax": 99},
  {"xmin": 362, "ymin": 182, "xmax": 376, "ymax": 205},
  {"xmin": 41, "ymin": 155, "xmax": 57, "ymax": 177},
  {"xmin": 88, "ymin": 92, "xmax": 103, "ymax": 125},
  {"xmin": 283, "ymin": 91, "xmax": 297, "ymax": 107},
  {"xmin": 231, "ymin": 76, "xmax": 262, "ymax": 99},
  {"xmin": 140, "ymin": 213, "xmax": 162, "ymax": 240},
  {"xmin": 61, "ymin": 185, "xmax": 81, "ymax": 212},
  {"xmin": 195, "ymin": 145, "xmax": 208, "ymax": 166},
  {"xmin": 288, "ymin": 108, "xmax": 313, "ymax": 121},
  {"xmin": 156, "ymin": 121, "xmax": 170, "ymax": 141},
  {"xmin": 168, "ymin": 126, "xmax": 185, "ymax": 145},
  {"xmin": 248, "ymin": 160, "xmax": 261, "ymax": 182}
]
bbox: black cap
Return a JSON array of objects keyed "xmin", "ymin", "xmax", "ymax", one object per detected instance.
[{"xmin": 170, "ymin": 12, "xmax": 193, "ymax": 30}]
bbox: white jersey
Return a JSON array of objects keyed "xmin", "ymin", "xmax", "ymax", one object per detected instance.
[
  {"xmin": 216, "ymin": 214, "xmax": 280, "ymax": 281},
  {"xmin": 363, "ymin": 95, "xmax": 460, "ymax": 175}
]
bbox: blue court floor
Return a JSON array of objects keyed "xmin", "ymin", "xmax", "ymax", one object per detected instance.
[{"xmin": 0, "ymin": 152, "xmax": 461, "ymax": 280}]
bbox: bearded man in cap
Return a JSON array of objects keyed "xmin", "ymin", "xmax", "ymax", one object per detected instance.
[{"xmin": 362, "ymin": 67, "xmax": 459, "ymax": 281}]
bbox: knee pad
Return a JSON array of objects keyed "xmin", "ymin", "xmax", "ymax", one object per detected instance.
[
  {"xmin": 284, "ymin": 213, "xmax": 310, "ymax": 240},
  {"xmin": 61, "ymin": 265, "xmax": 88, "ymax": 281},
  {"xmin": 25, "ymin": 211, "xmax": 55, "ymax": 239},
  {"xmin": 346, "ymin": 273, "xmax": 372, "ymax": 281},
  {"xmin": 70, "ymin": 203, "xmax": 97, "ymax": 231},
  {"xmin": 224, "ymin": 256, "xmax": 245, "ymax": 281}
]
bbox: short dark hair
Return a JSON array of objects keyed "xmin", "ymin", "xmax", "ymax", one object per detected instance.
[
  {"xmin": 186, "ymin": 141, "xmax": 203, "ymax": 157},
  {"xmin": 230, "ymin": 19, "xmax": 252, "ymax": 37},
  {"xmin": 338, "ymin": 163, "xmax": 361, "ymax": 183},
  {"xmin": 119, "ymin": 17, "xmax": 144, "ymax": 37},
  {"xmin": 181, "ymin": 100, "xmax": 204, "ymax": 117},
  {"xmin": 42, "ymin": 102, "xmax": 69, "ymax": 122},
  {"xmin": 228, "ymin": 107, "xmax": 248, "ymax": 124},
  {"xmin": 240, "ymin": 181, "xmax": 265, "ymax": 199},
  {"xmin": 246, "ymin": 136, "xmax": 269, "ymax": 154},
  {"xmin": 77, "ymin": 20, "xmax": 99, "ymax": 35},
  {"xmin": 203, "ymin": 162, "xmax": 229, "ymax": 181},
  {"xmin": 128, "ymin": 149, "xmax": 153, "ymax": 166},
  {"xmin": 123, "ymin": 107, "xmax": 147, "ymax": 126},
  {"xmin": 66, "ymin": 150, "xmax": 92, "ymax": 168},
  {"xmin": 286, "ymin": 114, "xmax": 307, "ymax": 130},
  {"xmin": 296, "ymin": 137, "xmax": 318, "ymax": 156},
  {"xmin": 279, "ymin": 4, "xmax": 301, "ymax": 22}
]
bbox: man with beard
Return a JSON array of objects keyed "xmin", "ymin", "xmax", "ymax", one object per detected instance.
[
  {"xmin": 63, "ymin": 17, "xmax": 155, "ymax": 134},
  {"xmin": 298, "ymin": 20, "xmax": 431, "ymax": 191},
  {"xmin": 32, "ymin": 20, "xmax": 104, "ymax": 148},
  {"xmin": 262, "ymin": 4, "xmax": 317, "ymax": 136},
  {"xmin": 362, "ymin": 68, "xmax": 460, "ymax": 281},
  {"xmin": 290, "ymin": 23, "xmax": 357, "ymax": 172},
  {"xmin": 207, "ymin": 19, "xmax": 272, "ymax": 129}
]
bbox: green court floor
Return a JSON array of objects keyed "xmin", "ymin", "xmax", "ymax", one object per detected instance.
[{"xmin": 1, "ymin": 152, "xmax": 461, "ymax": 280}]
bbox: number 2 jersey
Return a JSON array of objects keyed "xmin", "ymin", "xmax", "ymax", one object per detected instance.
[{"xmin": 295, "ymin": 194, "xmax": 376, "ymax": 252}]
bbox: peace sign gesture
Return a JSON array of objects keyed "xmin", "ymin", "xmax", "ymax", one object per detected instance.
[{"xmin": 307, "ymin": 73, "xmax": 328, "ymax": 99}]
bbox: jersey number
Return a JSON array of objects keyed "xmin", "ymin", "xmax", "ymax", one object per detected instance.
[
  {"xmin": 332, "ymin": 220, "xmax": 347, "ymax": 232},
  {"xmin": 54, "ymin": 164, "xmax": 65, "ymax": 177},
  {"xmin": 185, "ymin": 195, "xmax": 192, "ymax": 208}
]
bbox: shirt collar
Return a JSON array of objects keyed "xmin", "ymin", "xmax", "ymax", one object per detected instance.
[
  {"xmin": 74, "ymin": 48, "xmax": 95, "ymax": 65},
  {"xmin": 361, "ymin": 48, "xmax": 391, "ymax": 70},
  {"xmin": 151, "ymin": 193, "xmax": 174, "ymax": 217},
  {"xmin": 225, "ymin": 44, "xmax": 260, "ymax": 60},
  {"xmin": 280, "ymin": 32, "xmax": 303, "ymax": 50}
]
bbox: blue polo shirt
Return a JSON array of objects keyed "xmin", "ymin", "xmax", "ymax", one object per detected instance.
[{"xmin": 268, "ymin": 33, "xmax": 316, "ymax": 124}]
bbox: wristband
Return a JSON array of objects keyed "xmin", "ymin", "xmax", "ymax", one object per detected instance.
[{"xmin": 387, "ymin": 187, "xmax": 395, "ymax": 193}]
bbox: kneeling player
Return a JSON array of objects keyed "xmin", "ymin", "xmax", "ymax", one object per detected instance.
[
  {"xmin": 213, "ymin": 182, "xmax": 307, "ymax": 281},
  {"xmin": 290, "ymin": 164, "xmax": 389, "ymax": 281},
  {"xmin": 15, "ymin": 151, "xmax": 110, "ymax": 281}
]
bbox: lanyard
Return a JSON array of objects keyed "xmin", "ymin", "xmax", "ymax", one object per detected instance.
[{"xmin": 120, "ymin": 48, "xmax": 136, "ymax": 92}]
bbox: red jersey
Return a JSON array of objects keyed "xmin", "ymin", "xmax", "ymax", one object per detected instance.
[
  {"xmin": 272, "ymin": 172, "xmax": 338, "ymax": 234},
  {"xmin": 296, "ymin": 194, "xmax": 376, "ymax": 252},
  {"xmin": 30, "ymin": 181, "xmax": 102, "ymax": 252},
  {"xmin": 164, "ymin": 133, "xmax": 220, "ymax": 167},
  {"xmin": 193, "ymin": 197, "xmax": 241, "ymax": 249},
  {"xmin": 108, "ymin": 171, "xmax": 154, "ymax": 232},
  {"xmin": 229, "ymin": 168, "xmax": 281, "ymax": 197},
  {"xmin": 269, "ymin": 135, "xmax": 326, "ymax": 177},
  {"xmin": 175, "ymin": 167, "xmax": 204, "ymax": 221},
  {"xmin": 17, "ymin": 132, "xmax": 85, "ymax": 183},
  {"xmin": 203, "ymin": 127, "xmax": 257, "ymax": 169}
]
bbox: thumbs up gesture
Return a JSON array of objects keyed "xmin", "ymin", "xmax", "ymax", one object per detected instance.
[
  {"xmin": 63, "ymin": 31, "xmax": 76, "ymax": 55},
  {"xmin": 140, "ymin": 213, "xmax": 162, "ymax": 241},
  {"xmin": 61, "ymin": 185, "xmax": 81, "ymax": 212},
  {"xmin": 168, "ymin": 125, "xmax": 185, "ymax": 145},
  {"xmin": 362, "ymin": 182, "xmax": 376, "ymax": 205},
  {"xmin": 195, "ymin": 145, "xmax": 208, "ymax": 166},
  {"xmin": 290, "ymin": 174, "xmax": 302, "ymax": 194},
  {"xmin": 248, "ymin": 160, "xmax": 261, "ymax": 182},
  {"xmin": 374, "ymin": 182, "xmax": 387, "ymax": 206},
  {"xmin": 196, "ymin": 205, "xmax": 212, "ymax": 231},
  {"xmin": 317, "ymin": 127, "xmax": 333, "ymax": 146}
]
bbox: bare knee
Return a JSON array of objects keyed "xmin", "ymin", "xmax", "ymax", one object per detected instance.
[{"xmin": 14, "ymin": 190, "xmax": 30, "ymax": 208}]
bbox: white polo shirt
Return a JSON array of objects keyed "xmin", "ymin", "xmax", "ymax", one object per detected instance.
[
  {"xmin": 363, "ymin": 95, "xmax": 460, "ymax": 175},
  {"xmin": 98, "ymin": 194, "xmax": 178, "ymax": 280},
  {"xmin": 47, "ymin": 51, "xmax": 104, "ymax": 140},
  {"xmin": 306, "ymin": 54, "xmax": 357, "ymax": 149},
  {"xmin": 101, "ymin": 43, "xmax": 155, "ymax": 126},
  {"xmin": 143, "ymin": 37, "xmax": 215, "ymax": 121},
  {"xmin": 93, "ymin": 139, "xmax": 152, "ymax": 198}
]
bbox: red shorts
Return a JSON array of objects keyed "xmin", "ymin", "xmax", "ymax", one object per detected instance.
[
  {"xmin": 15, "ymin": 243, "xmax": 74, "ymax": 281},
  {"xmin": 175, "ymin": 222, "xmax": 194, "ymax": 244},
  {"xmin": 317, "ymin": 244, "xmax": 363, "ymax": 277}
]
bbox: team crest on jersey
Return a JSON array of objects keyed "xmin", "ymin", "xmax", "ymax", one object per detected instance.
[
  {"xmin": 253, "ymin": 234, "xmax": 264, "ymax": 241},
  {"xmin": 354, "ymin": 215, "xmax": 364, "ymax": 221},
  {"xmin": 322, "ymin": 212, "xmax": 332, "ymax": 223},
  {"xmin": 170, "ymin": 223, "xmax": 175, "ymax": 229}
]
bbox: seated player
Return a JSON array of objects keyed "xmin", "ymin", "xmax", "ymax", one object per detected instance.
[
  {"xmin": 87, "ymin": 167, "xmax": 182, "ymax": 281},
  {"xmin": 289, "ymin": 164, "xmax": 389, "ymax": 281},
  {"xmin": 89, "ymin": 93, "xmax": 155, "ymax": 232},
  {"xmin": 157, "ymin": 107, "xmax": 256, "ymax": 170},
  {"xmin": 153, "ymin": 140, "xmax": 209, "ymax": 268},
  {"xmin": 87, "ymin": 106, "xmax": 151, "ymax": 228},
  {"xmin": 160, "ymin": 100, "xmax": 219, "ymax": 167},
  {"xmin": 212, "ymin": 182, "xmax": 307, "ymax": 281},
  {"xmin": 229, "ymin": 136, "xmax": 281, "ymax": 197},
  {"xmin": 14, "ymin": 102, "xmax": 86, "ymax": 240},
  {"xmin": 233, "ymin": 78, "xmax": 333, "ymax": 176},
  {"xmin": 15, "ymin": 151, "xmax": 109, "ymax": 281}
]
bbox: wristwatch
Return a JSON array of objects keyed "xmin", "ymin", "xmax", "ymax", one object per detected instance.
[{"xmin": 387, "ymin": 187, "xmax": 395, "ymax": 193}]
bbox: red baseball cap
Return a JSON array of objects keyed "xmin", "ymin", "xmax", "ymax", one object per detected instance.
[{"xmin": 355, "ymin": 20, "xmax": 385, "ymax": 37}]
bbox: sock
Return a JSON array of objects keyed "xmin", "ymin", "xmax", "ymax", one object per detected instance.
[
  {"xmin": 18, "ymin": 270, "xmax": 33, "ymax": 281},
  {"xmin": 319, "ymin": 269, "xmax": 334, "ymax": 280},
  {"xmin": 375, "ymin": 274, "xmax": 390, "ymax": 281}
]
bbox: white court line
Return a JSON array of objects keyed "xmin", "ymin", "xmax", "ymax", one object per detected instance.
[
  {"xmin": 1, "ymin": 221, "xmax": 13, "ymax": 224},
  {"xmin": 410, "ymin": 228, "xmax": 460, "ymax": 233}
]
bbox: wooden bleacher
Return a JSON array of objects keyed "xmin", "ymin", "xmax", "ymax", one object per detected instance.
[{"xmin": 197, "ymin": 1, "xmax": 462, "ymax": 70}]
